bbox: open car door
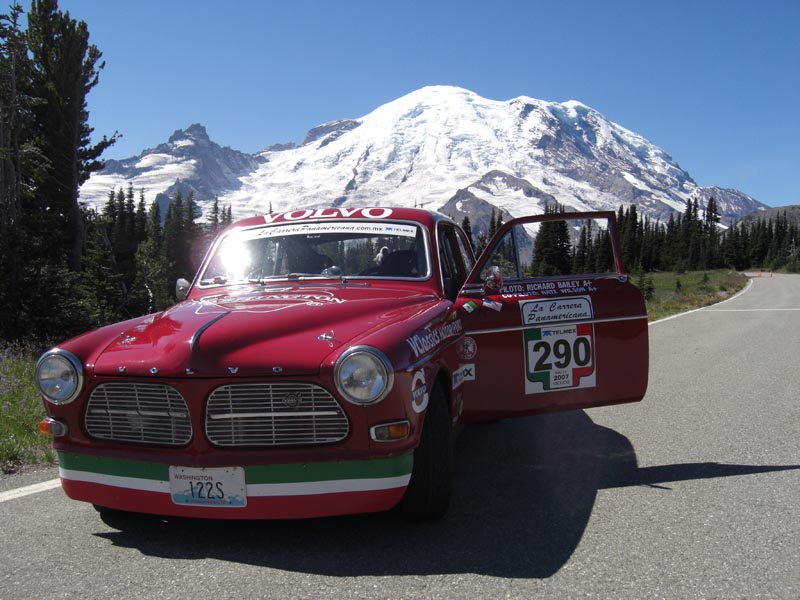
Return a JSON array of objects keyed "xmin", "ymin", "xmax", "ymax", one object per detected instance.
[{"xmin": 454, "ymin": 211, "xmax": 648, "ymax": 421}]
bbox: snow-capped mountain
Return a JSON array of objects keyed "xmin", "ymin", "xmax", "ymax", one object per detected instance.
[
  {"xmin": 81, "ymin": 124, "xmax": 264, "ymax": 213},
  {"xmin": 79, "ymin": 86, "xmax": 767, "ymax": 231}
]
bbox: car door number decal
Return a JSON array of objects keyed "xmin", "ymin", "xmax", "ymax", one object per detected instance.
[
  {"xmin": 523, "ymin": 323, "xmax": 596, "ymax": 394},
  {"xmin": 531, "ymin": 335, "xmax": 591, "ymax": 371}
]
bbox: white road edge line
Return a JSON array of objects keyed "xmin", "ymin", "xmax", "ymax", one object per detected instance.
[
  {"xmin": 0, "ymin": 478, "xmax": 61, "ymax": 503},
  {"xmin": 704, "ymin": 308, "xmax": 800, "ymax": 311}
]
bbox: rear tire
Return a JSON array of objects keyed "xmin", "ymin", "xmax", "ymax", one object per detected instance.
[{"xmin": 395, "ymin": 383, "xmax": 453, "ymax": 520}]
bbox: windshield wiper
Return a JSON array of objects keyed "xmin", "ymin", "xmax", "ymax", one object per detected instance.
[
  {"xmin": 248, "ymin": 273, "xmax": 369, "ymax": 287},
  {"xmin": 199, "ymin": 276, "xmax": 231, "ymax": 286},
  {"xmin": 245, "ymin": 273, "xmax": 332, "ymax": 282}
]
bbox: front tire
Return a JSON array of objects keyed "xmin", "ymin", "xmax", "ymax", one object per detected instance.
[{"xmin": 395, "ymin": 383, "xmax": 453, "ymax": 520}]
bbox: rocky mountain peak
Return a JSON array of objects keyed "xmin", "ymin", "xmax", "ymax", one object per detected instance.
[
  {"xmin": 167, "ymin": 123, "xmax": 211, "ymax": 146},
  {"xmin": 80, "ymin": 86, "xmax": 768, "ymax": 233}
]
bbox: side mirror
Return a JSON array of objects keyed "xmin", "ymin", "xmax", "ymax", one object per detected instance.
[
  {"xmin": 176, "ymin": 278, "xmax": 191, "ymax": 301},
  {"xmin": 482, "ymin": 266, "xmax": 503, "ymax": 294}
]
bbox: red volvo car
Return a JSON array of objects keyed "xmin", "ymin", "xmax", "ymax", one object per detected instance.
[{"xmin": 36, "ymin": 207, "xmax": 648, "ymax": 520}]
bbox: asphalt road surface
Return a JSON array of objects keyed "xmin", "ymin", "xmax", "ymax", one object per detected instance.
[{"xmin": 2, "ymin": 273, "xmax": 798, "ymax": 599}]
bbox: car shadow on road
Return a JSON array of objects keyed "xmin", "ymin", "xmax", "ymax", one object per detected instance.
[{"xmin": 93, "ymin": 410, "xmax": 800, "ymax": 579}]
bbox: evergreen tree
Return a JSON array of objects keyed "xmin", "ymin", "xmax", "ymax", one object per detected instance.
[
  {"xmin": 680, "ymin": 199, "xmax": 701, "ymax": 271},
  {"xmin": 134, "ymin": 188, "xmax": 147, "ymax": 243},
  {"xmin": 476, "ymin": 231, "xmax": 488, "ymax": 254},
  {"xmin": 593, "ymin": 228, "xmax": 614, "ymax": 273},
  {"xmin": 572, "ymin": 222, "xmax": 589, "ymax": 273},
  {"xmin": 25, "ymin": 0, "xmax": 117, "ymax": 270},
  {"xmin": 488, "ymin": 207, "xmax": 498, "ymax": 239},
  {"xmin": 162, "ymin": 190, "xmax": 184, "ymax": 285},
  {"xmin": 208, "ymin": 196, "xmax": 220, "ymax": 233},
  {"xmin": 0, "ymin": 1, "xmax": 117, "ymax": 340},
  {"xmin": 664, "ymin": 213, "xmax": 680, "ymax": 270},
  {"xmin": 620, "ymin": 204, "xmax": 639, "ymax": 270},
  {"xmin": 0, "ymin": 3, "xmax": 28, "ymax": 238},
  {"xmin": 132, "ymin": 198, "xmax": 170, "ymax": 313},
  {"xmin": 80, "ymin": 210, "xmax": 125, "ymax": 325},
  {"xmin": 532, "ymin": 202, "xmax": 572, "ymax": 276},
  {"xmin": 184, "ymin": 190, "xmax": 202, "ymax": 271},
  {"xmin": 0, "ymin": 4, "xmax": 31, "ymax": 338},
  {"xmin": 701, "ymin": 196, "xmax": 720, "ymax": 268},
  {"xmin": 461, "ymin": 215, "xmax": 474, "ymax": 251}
]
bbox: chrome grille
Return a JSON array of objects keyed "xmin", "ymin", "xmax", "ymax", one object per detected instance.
[
  {"xmin": 206, "ymin": 383, "xmax": 349, "ymax": 446},
  {"xmin": 85, "ymin": 383, "xmax": 192, "ymax": 446}
]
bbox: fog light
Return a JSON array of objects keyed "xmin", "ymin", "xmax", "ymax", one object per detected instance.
[
  {"xmin": 370, "ymin": 420, "xmax": 410, "ymax": 442},
  {"xmin": 39, "ymin": 417, "xmax": 68, "ymax": 437}
]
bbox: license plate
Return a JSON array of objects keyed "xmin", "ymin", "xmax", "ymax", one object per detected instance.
[{"xmin": 169, "ymin": 466, "xmax": 247, "ymax": 507}]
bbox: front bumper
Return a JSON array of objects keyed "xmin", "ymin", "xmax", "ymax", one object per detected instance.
[{"xmin": 58, "ymin": 450, "xmax": 412, "ymax": 519}]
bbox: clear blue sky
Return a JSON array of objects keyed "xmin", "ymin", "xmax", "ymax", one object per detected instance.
[{"xmin": 57, "ymin": 0, "xmax": 799, "ymax": 207}]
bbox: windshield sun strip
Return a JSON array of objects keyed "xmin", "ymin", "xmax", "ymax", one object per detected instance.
[{"xmin": 196, "ymin": 219, "xmax": 433, "ymax": 287}]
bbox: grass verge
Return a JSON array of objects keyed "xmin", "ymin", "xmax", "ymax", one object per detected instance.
[
  {"xmin": 0, "ymin": 270, "xmax": 750, "ymax": 472},
  {"xmin": 636, "ymin": 270, "xmax": 749, "ymax": 322},
  {"xmin": 1, "ymin": 343, "xmax": 55, "ymax": 473}
]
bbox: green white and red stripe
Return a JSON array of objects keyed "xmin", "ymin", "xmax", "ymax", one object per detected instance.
[{"xmin": 57, "ymin": 451, "xmax": 413, "ymax": 519}]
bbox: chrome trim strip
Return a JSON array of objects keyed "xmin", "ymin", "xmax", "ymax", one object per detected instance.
[
  {"xmin": 406, "ymin": 355, "xmax": 433, "ymax": 372},
  {"xmin": 465, "ymin": 313, "xmax": 648, "ymax": 336},
  {"xmin": 93, "ymin": 409, "xmax": 188, "ymax": 418},
  {"xmin": 209, "ymin": 411, "xmax": 340, "ymax": 420}
]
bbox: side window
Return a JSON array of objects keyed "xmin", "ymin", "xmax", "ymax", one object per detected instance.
[
  {"xmin": 454, "ymin": 228, "xmax": 476, "ymax": 274},
  {"xmin": 528, "ymin": 218, "xmax": 615, "ymax": 276},
  {"xmin": 475, "ymin": 216, "xmax": 618, "ymax": 284},
  {"xmin": 481, "ymin": 227, "xmax": 522, "ymax": 282},
  {"xmin": 437, "ymin": 223, "xmax": 469, "ymax": 301}
]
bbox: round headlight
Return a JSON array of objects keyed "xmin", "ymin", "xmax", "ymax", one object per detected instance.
[
  {"xmin": 35, "ymin": 350, "xmax": 83, "ymax": 405},
  {"xmin": 334, "ymin": 346, "xmax": 394, "ymax": 405}
]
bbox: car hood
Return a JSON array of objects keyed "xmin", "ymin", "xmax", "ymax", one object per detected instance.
[{"xmin": 92, "ymin": 284, "xmax": 435, "ymax": 377}]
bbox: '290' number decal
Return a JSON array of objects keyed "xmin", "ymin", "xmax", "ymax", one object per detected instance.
[{"xmin": 524, "ymin": 324, "xmax": 596, "ymax": 393}]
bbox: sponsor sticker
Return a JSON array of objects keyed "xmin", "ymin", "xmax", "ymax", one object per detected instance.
[
  {"xmin": 452, "ymin": 364, "xmax": 476, "ymax": 390},
  {"xmin": 520, "ymin": 296, "xmax": 595, "ymax": 394},
  {"xmin": 199, "ymin": 290, "xmax": 346, "ymax": 314},
  {"xmin": 520, "ymin": 296, "xmax": 593, "ymax": 326},
  {"xmin": 501, "ymin": 279, "xmax": 600, "ymax": 298},
  {"xmin": 254, "ymin": 221, "xmax": 418, "ymax": 239},
  {"xmin": 456, "ymin": 336, "xmax": 478, "ymax": 360},
  {"xmin": 406, "ymin": 319, "xmax": 463, "ymax": 358},
  {"xmin": 523, "ymin": 323, "xmax": 596, "ymax": 394},
  {"xmin": 263, "ymin": 207, "xmax": 394, "ymax": 223},
  {"xmin": 411, "ymin": 369, "xmax": 429, "ymax": 413},
  {"xmin": 482, "ymin": 297, "xmax": 503, "ymax": 312}
]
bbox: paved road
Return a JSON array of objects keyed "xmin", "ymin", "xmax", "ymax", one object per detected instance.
[{"xmin": 2, "ymin": 274, "xmax": 798, "ymax": 599}]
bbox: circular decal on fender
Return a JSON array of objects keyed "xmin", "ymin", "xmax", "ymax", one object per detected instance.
[
  {"xmin": 411, "ymin": 369, "xmax": 429, "ymax": 414},
  {"xmin": 456, "ymin": 336, "xmax": 478, "ymax": 360}
]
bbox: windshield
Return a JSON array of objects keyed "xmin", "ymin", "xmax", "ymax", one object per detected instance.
[{"xmin": 199, "ymin": 220, "xmax": 429, "ymax": 286}]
